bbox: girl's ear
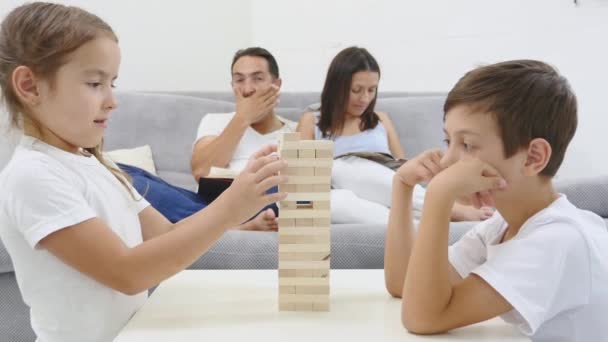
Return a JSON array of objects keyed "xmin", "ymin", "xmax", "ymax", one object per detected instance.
[
  {"xmin": 12, "ymin": 66, "xmax": 41, "ymax": 107},
  {"xmin": 524, "ymin": 138, "xmax": 552, "ymax": 176}
]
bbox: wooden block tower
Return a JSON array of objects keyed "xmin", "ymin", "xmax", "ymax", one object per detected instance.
[{"xmin": 277, "ymin": 132, "xmax": 333, "ymax": 312}]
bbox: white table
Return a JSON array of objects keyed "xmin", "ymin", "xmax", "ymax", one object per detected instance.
[{"xmin": 116, "ymin": 270, "xmax": 528, "ymax": 341}]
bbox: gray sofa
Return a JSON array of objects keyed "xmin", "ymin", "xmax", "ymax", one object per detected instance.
[{"xmin": 1, "ymin": 91, "xmax": 606, "ymax": 341}]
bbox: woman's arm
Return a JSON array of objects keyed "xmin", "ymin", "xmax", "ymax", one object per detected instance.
[
  {"xmin": 377, "ymin": 112, "xmax": 406, "ymax": 159},
  {"xmin": 296, "ymin": 111, "xmax": 316, "ymax": 140}
]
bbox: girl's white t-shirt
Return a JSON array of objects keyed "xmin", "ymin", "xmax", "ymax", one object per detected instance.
[
  {"xmin": 449, "ymin": 195, "xmax": 608, "ymax": 342},
  {"xmin": 0, "ymin": 136, "xmax": 149, "ymax": 342}
]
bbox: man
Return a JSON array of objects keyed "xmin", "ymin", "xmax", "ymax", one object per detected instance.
[{"xmin": 191, "ymin": 47, "xmax": 297, "ymax": 229}]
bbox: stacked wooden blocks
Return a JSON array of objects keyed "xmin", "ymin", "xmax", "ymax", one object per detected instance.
[{"xmin": 277, "ymin": 132, "xmax": 333, "ymax": 312}]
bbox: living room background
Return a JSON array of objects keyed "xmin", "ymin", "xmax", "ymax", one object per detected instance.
[{"xmin": 0, "ymin": 0, "xmax": 606, "ymax": 180}]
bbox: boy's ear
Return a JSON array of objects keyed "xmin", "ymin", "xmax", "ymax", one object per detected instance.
[
  {"xmin": 11, "ymin": 66, "xmax": 41, "ymax": 107},
  {"xmin": 524, "ymin": 138, "xmax": 552, "ymax": 176},
  {"xmin": 273, "ymin": 77, "xmax": 282, "ymax": 89}
]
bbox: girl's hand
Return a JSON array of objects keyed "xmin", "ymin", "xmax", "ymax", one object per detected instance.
[{"xmin": 217, "ymin": 144, "xmax": 288, "ymax": 225}]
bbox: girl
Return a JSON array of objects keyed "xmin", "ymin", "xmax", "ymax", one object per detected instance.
[
  {"xmin": 297, "ymin": 47, "xmax": 492, "ymax": 223},
  {"xmin": 0, "ymin": 3, "xmax": 286, "ymax": 342}
]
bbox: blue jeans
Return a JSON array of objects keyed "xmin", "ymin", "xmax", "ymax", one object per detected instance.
[
  {"xmin": 118, "ymin": 164, "xmax": 207, "ymax": 223},
  {"xmin": 118, "ymin": 164, "xmax": 278, "ymax": 223}
]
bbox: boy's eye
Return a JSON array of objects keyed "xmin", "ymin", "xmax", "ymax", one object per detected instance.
[
  {"xmin": 443, "ymin": 138, "xmax": 450, "ymax": 146},
  {"xmin": 87, "ymin": 82, "xmax": 102, "ymax": 88}
]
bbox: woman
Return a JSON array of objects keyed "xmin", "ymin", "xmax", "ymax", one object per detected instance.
[{"xmin": 297, "ymin": 47, "xmax": 492, "ymax": 223}]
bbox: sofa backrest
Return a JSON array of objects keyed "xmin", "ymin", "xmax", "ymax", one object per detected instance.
[{"xmin": 106, "ymin": 91, "xmax": 447, "ymax": 189}]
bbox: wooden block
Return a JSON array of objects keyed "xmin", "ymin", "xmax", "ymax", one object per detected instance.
[
  {"xmin": 314, "ymin": 217, "xmax": 331, "ymax": 227},
  {"xmin": 280, "ymin": 149, "xmax": 298, "ymax": 159},
  {"xmin": 298, "ymin": 149, "xmax": 315, "ymax": 158},
  {"xmin": 281, "ymin": 132, "xmax": 300, "ymax": 141},
  {"xmin": 296, "ymin": 184, "xmax": 315, "ymax": 192},
  {"xmin": 279, "ymin": 294, "xmax": 329, "ymax": 303},
  {"xmin": 284, "ymin": 167, "xmax": 300, "ymax": 176},
  {"xmin": 281, "ymin": 140, "xmax": 333, "ymax": 150},
  {"xmin": 295, "ymin": 218, "xmax": 313, "ymax": 226},
  {"xmin": 296, "ymin": 270, "xmax": 314, "ymax": 277},
  {"xmin": 279, "ymin": 277, "xmax": 330, "ymax": 287},
  {"xmin": 313, "ymin": 300, "xmax": 330, "ymax": 312},
  {"xmin": 297, "ymin": 167, "xmax": 315, "ymax": 176},
  {"xmin": 279, "ymin": 260, "xmax": 330, "ymax": 270},
  {"xmin": 279, "ymin": 201, "xmax": 297, "ymax": 210},
  {"xmin": 285, "ymin": 192, "xmax": 330, "ymax": 201},
  {"xmin": 296, "ymin": 303, "xmax": 314, "ymax": 311},
  {"xmin": 316, "ymin": 149, "xmax": 333, "ymax": 159},
  {"xmin": 279, "ymin": 235, "xmax": 330, "ymax": 244},
  {"xmin": 279, "ymin": 252, "xmax": 330, "ymax": 261},
  {"xmin": 285, "ymin": 176, "xmax": 331, "ymax": 185},
  {"xmin": 280, "ymin": 227, "xmax": 330, "ymax": 236},
  {"xmin": 296, "ymin": 286, "xmax": 329, "ymax": 295},
  {"xmin": 313, "ymin": 200, "xmax": 330, "ymax": 210},
  {"xmin": 278, "ymin": 218, "xmax": 296, "ymax": 227},
  {"xmin": 313, "ymin": 184, "xmax": 331, "ymax": 192},
  {"xmin": 279, "ymin": 269, "xmax": 297, "ymax": 277},
  {"xmin": 313, "ymin": 268, "xmax": 330, "ymax": 277},
  {"xmin": 279, "ymin": 184, "xmax": 297, "ymax": 192},
  {"xmin": 279, "ymin": 302, "xmax": 296, "ymax": 311},
  {"xmin": 283, "ymin": 159, "xmax": 333, "ymax": 168},
  {"xmin": 280, "ymin": 209, "xmax": 330, "ymax": 219},
  {"xmin": 279, "ymin": 286, "xmax": 296, "ymax": 294},
  {"xmin": 279, "ymin": 244, "xmax": 330, "ymax": 253},
  {"xmin": 314, "ymin": 167, "xmax": 331, "ymax": 176}
]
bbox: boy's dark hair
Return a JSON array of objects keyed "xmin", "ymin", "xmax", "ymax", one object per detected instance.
[
  {"xmin": 231, "ymin": 47, "xmax": 279, "ymax": 79},
  {"xmin": 444, "ymin": 60, "xmax": 577, "ymax": 177},
  {"xmin": 318, "ymin": 46, "xmax": 381, "ymax": 138}
]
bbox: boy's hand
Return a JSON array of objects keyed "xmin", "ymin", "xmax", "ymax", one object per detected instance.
[
  {"xmin": 235, "ymin": 85, "xmax": 280, "ymax": 125},
  {"xmin": 428, "ymin": 158, "xmax": 507, "ymax": 208},
  {"xmin": 395, "ymin": 149, "xmax": 444, "ymax": 188},
  {"xmin": 217, "ymin": 144, "xmax": 287, "ymax": 225}
]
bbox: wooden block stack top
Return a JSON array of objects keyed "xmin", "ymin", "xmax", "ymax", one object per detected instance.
[{"xmin": 277, "ymin": 132, "xmax": 333, "ymax": 312}]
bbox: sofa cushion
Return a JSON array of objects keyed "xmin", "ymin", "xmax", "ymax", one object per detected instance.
[
  {"xmin": 375, "ymin": 96, "xmax": 446, "ymax": 158},
  {"xmin": 106, "ymin": 145, "xmax": 157, "ymax": 175},
  {"xmin": 556, "ymin": 175, "xmax": 608, "ymax": 218},
  {"xmin": 0, "ymin": 243, "xmax": 12, "ymax": 273}
]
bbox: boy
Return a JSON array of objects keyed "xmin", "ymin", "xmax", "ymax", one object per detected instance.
[{"xmin": 384, "ymin": 60, "xmax": 608, "ymax": 342}]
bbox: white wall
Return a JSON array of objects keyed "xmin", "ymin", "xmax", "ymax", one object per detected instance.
[
  {"xmin": 1, "ymin": 0, "xmax": 606, "ymax": 179},
  {"xmin": 251, "ymin": 0, "xmax": 608, "ymax": 180},
  {"xmin": 0, "ymin": 0, "xmax": 252, "ymax": 91}
]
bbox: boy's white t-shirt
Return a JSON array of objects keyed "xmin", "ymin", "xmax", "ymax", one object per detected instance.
[
  {"xmin": 195, "ymin": 112, "xmax": 297, "ymax": 173},
  {"xmin": 449, "ymin": 195, "xmax": 608, "ymax": 342},
  {"xmin": 0, "ymin": 136, "xmax": 149, "ymax": 342}
]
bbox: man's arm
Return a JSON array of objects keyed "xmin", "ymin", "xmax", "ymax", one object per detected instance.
[
  {"xmin": 191, "ymin": 86, "xmax": 279, "ymax": 180},
  {"xmin": 191, "ymin": 115, "xmax": 250, "ymax": 180}
]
